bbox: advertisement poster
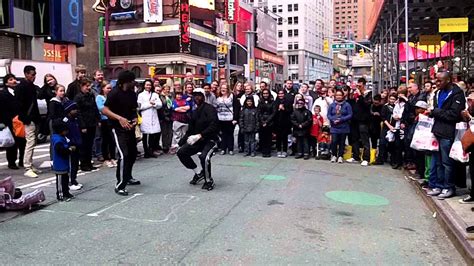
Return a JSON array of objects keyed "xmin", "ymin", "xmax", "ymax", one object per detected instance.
[
  {"xmin": 179, "ymin": 0, "xmax": 191, "ymax": 53},
  {"xmin": 256, "ymin": 9, "xmax": 277, "ymax": 54},
  {"xmin": 143, "ymin": 0, "xmax": 163, "ymax": 23}
]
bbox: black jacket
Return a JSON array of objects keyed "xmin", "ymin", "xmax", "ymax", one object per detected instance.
[
  {"xmin": 0, "ymin": 88, "xmax": 19, "ymax": 129},
  {"xmin": 401, "ymin": 91, "xmax": 422, "ymax": 126},
  {"xmin": 351, "ymin": 90, "xmax": 372, "ymax": 124},
  {"xmin": 15, "ymin": 80, "xmax": 41, "ymax": 125},
  {"xmin": 74, "ymin": 91, "xmax": 100, "ymax": 129},
  {"xmin": 239, "ymin": 107, "xmax": 260, "ymax": 133},
  {"xmin": 431, "ymin": 84, "xmax": 466, "ymax": 139},
  {"xmin": 66, "ymin": 79, "xmax": 81, "ymax": 101},
  {"xmin": 180, "ymin": 102, "xmax": 219, "ymax": 146},
  {"xmin": 258, "ymin": 98, "xmax": 275, "ymax": 128},
  {"xmin": 273, "ymin": 96, "xmax": 293, "ymax": 134},
  {"xmin": 38, "ymin": 84, "xmax": 56, "ymax": 104},
  {"xmin": 291, "ymin": 107, "xmax": 313, "ymax": 137},
  {"xmin": 48, "ymin": 98, "xmax": 66, "ymax": 125}
]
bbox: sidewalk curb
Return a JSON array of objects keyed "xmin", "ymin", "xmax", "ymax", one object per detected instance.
[{"xmin": 404, "ymin": 172, "xmax": 474, "ymax": 265}]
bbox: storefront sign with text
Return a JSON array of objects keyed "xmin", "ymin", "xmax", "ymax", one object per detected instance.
[
  {"xmin": 225, "ymin": 0, "xmax": 239, "ymax": 24},
  {"xmin": 179, "ymin": 0, "xmax": 191, "ymax": 53}
]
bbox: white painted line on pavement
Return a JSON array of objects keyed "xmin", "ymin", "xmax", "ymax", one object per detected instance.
[
  {"xmin": 87, "ymin": 193, "xmax": 143, "ymax": 217},
  {"xmin": 0, "ymin": 143, "xmax": 50, "ymax": 155},
  {"xmin": 17, "ymin": 176, "xmax": 56, "ymax": 189}
]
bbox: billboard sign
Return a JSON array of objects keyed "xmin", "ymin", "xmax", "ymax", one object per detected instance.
[
  {"xmin": 439, "ymin": 17, "xmax": 469, "ymax": 33},
  {"xmin": 50, "ymin": 0, "xmax": 84, "ymax": 46},
  {"xmin": 33, "ymin": 0, "xmax": 51, "ymax": 36},
  {"xmin": 0, "ymin": 0, "xmax": 14, "ymax": 29},
  {"xmin": 143, "ymin": 0, "xmax": 163, "ymax": 23},
  {"xmin": 225, "ymin": 0, "xmax": 239, "ymax": 24},
  {"xmin": 236, "ymin": 7, "xmax": 252, "ymax": 47},
  {"xmin": 179, "ymin": 0, "xmax": 191, "ymax": 53},
  {"xmin": 256, "ymin": 9, "xmax": 277, "ymax": 54}
]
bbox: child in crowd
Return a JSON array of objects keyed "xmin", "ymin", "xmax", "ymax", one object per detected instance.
[
  {"xmin": 51, "ymin": 121, "xmax": 75, "ymax": 201},
  {"xmin": 317, "ymin": 127, "xmax": 331, "ymax": 160},
  {"xmin": 239, "ymin": 96, "xmax": 259, "ymax": 157},
  {"xmin": 170, "ymin": 91, "xmax": 191, "ymax": 154},
  {"xmin": 63, "ymin": 100, "xmax": 82, "ymax": 191},
  {"xmin": 310, "ymin": 105, "xmax": 324, "ymax": 157},
  {"xmin": 291, "ymin": 98, "xmax": 313, "ymax": 160}
]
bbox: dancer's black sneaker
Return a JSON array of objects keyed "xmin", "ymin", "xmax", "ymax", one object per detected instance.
[
  {"xmin": 190, "ymin": 171, "xmax": 204, "ymax": 185},
  {"xmin": 127, "ymin": 178, "xmax": 141, "ymax": 185},
  {"xmin": 114, "ymin": 188, "xmax": 129, "ymax": 196},
  {"xmin": 202, "ymin": 180, "xmax": 215, "ymax": 191}
]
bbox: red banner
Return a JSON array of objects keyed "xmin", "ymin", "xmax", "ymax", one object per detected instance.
[
  {"xmin": 225, "ymin": 0, "xmax": 239, "ymax": 24},
  {"xmin": 254, "ymin": 48, "xmax": 284, "ymax": 66},
  {"xmin": 179, "ymin": 0, "xmax": 191, "ymax": 53},
  {"xmin": 236, "ymin": 7, "xmax": 251, "ymax": 47},
  {"xmin": 398, "ymin": 41, "xmax": 454, "ymax": 62}
]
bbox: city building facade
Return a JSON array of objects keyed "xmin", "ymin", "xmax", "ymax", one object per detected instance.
[
  {"xmin": 266, "ymin": 0, "xmax": 333, "ymax": 83},
  {"xmin": 333, "ymin": 0, "xmax": 374, "ymax": 41}
]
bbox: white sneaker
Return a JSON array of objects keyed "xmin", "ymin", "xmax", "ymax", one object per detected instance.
[
  {"xmin": 337, "ymin": 157, "xmax": 343, "ymax": 163},
  {"xmin": 69, "ymin": 184, "xmax": 82, "ymax": 191},
  {"xmin": 32, "ymin": 167, "xmax": 42, "ymax": 174},
  {"xmin": 330, "ymin": 156, "xmax": 336, "ymax": 163},
  {"xmin": 346, "ymin": 158, "xmax": 357, "ymax": 163},
  {"xmin": 104, "ymin": 161, "xmax": 114, "ymax": 168},
  {"xmin": 282, "ymin": 152, "xmax": 288, "ymax": 158},
  {"xmin": 361, "ymin": 160, "xmax": 369, "ymax": 166},
  {"xmin": 277, "ymin": 152, "xmax": 282, "ymax": 158},
  {"xmin": 24, "ymin": 169, "xmax": 38, "ymax": 178}
]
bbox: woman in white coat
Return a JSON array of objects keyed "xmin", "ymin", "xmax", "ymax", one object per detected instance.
[{"xmin": 138, "ymin": 79, "xmax": 163, "ymax": 158}]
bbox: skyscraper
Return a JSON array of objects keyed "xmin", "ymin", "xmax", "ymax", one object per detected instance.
[
  {"xmin": 333, "ymin": 0, "xmax": 374, "ymax": 41},
  {"xmin": 265, "ymin": 0, "xmax": 334, "ymax": 82}
]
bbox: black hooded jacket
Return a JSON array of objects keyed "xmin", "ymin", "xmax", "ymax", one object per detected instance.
[
  {"xmin": 431, "ymin": 83, "xmax": 466, "ymax": 139},
  {"xmin": 179, "ymin": 102, "xmax": 219, "ymax": 146}
]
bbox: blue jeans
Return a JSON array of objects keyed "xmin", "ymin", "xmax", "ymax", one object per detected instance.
[
  {"xmin": 429, "ymin": 138, "xmax": 454, "ymax": 190},
  {"xmin": 331, "ymin": 133, "xmax": 346, "ymax": 158}
]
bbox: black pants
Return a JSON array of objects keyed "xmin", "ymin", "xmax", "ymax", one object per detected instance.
[
  {"xmin": 219, "ymin": 121, "xmax": 235, "ymax": 152},
  {"xmin": 275, "ymin": 131, "xmax": 288, "ymax": 153},
  {"xmin": 112, "ymin": 128, "xmax": 137, "ymax": 190},
  {"xmin": 6, "ymin": 136, "xmax": 26, "ymax": 167},
  {"xmin": 243, "ymin": 132, "xmax": 256, "ymax": 154},
  {"xmin": 331, "ymin": 133, "xmax": 346, "ymax": 158},
  {"xmin": 469, "ymin": 153, "xmax": 474, "ymax": 197},
  {"xmin": 259, "ymin": 126, "xmax": 273, "ymax": 156},
  {"xmin": 142, "ymin": 133, "xmax": 159, "ymax": 155},
  {"xmin": 177, "ymin": 139, "xmax": 218, "ymax": 180},
  {"xmin": 351, "ymin": 123, "xmax": 370, "ymax": 161},
  {"xmin": 100, "ymin": 120, "xmax": 116, "ymax": 160},
  {"xmin": 56, "ymin": 173, "xmax": 70, "ymax": 200},
  {"xmin": 238, "ymin": 130, "xmax": 244, "ymax": 152},
  {"xmin": 393, "ymin": 130, "xmax": 404, "ymax": 166},
  {"xmin": 295, "ymin": 136, "xmax": 309, "ymax": 155},
  {"xmin": 160, "ymin": 120, "xmax": 173, "ymax": 152},
  {"xmin": 377, "ymin": 129, "xmax": 389, "ymax": 163},
  {"xmin": 80, "ymin": 127, "xmax": 96, "ymax": 168},
  {"xmin": 70, "ymin": 150, "xmax": 80, "ymax": 185},
  {"xmin": 404, "ymin": 124, "xmax": 416, "ymax": 164},
  {"xmin": 309, "ymin": 136, "xmax": 317, "ymax": 156}
]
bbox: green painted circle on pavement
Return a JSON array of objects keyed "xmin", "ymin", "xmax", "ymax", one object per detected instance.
[
  {"xmin": 241, "ymin": 162, "xmax": 260, "ymax": 167},
  {"xmin": 325, "ymin": 191, "xmax": 390, "ymax": 206},
  {"xmin": 260, "ymin": 175, "xmax": 286, "ymax": 181}
]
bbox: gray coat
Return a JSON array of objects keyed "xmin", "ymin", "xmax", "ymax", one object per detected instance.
[{"xmin": 239, "ymin": 107, "xmax": 260, "ymax": 133}]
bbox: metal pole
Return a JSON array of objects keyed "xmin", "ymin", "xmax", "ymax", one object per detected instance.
[
  {"xmin": 404, "ymin": 0, "xmax": 409, "ymax": 84},
  {"xmin": 105, "ymin": 6, "xmax": 110, "ymax": 66},
  {"xmin": 380, "ymin": 27, "xmax": 384, "ymax": 89},
  {"xmin": 396, "ymin": 1, "xmax": 400, "ymax": 87}
]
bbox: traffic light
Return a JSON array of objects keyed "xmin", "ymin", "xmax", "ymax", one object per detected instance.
[
  {"xmin": 323, "ymin": 39, "xmax": 329, "ymax": 53},
  {"xmin": 217, "ymin": 44, "xmax": 228, "ymax": 54},
  {"xmin": 359, "ymin": 48, "xmax": 365, "ymax": 58}
]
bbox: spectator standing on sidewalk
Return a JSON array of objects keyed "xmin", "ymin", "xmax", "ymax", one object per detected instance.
[
  {"xmin": 103, "ymin": 70, "xmax": 141, "ymax": 196},
  {"xmin": 273, "ymin": 89, "xmax": 293, "ymax": 158},
  {"xmin": 51, "ymin": 121, "xmax": 75, "ymax": 201},
  {"xmin": 66, "ymin": 65, "xmax": 87, "ymax": 100},
  {"xmin": 137, "ymin": 79, "xmax": 163, "ymax": 158},
  {"xmin": 1, "ymin": 74, "xmax": 21, "ymax": 169},
  {"xmin": 63, "ymin": 100, "xmax": 83, "ymax": 191},
  {"xmin": 16, "ymin": 65, "xmax": 42, "ymax": 178},
  {"xmin": 291, "ymin": 98, "xmax": 313, "ymax": 160},
  {"xmin": 216, "ymin": 83, "xmax": 239, "ymax": 155},
  {"xmin": 158, "ymin": 85, "xmax": 173, "ymax": 154},
  {"xmin": 327, "ymin": 90, "xmax": 353, "ymax": 163},
  {"xmin": 92, "ymin": 70, "xmax": 105, "ymax": 162},
  {"xmin": 426, "ymin": 71, "xmax": 466, "ymax": 199},
  {"xmin": 74, "ymin": 78, "xmax": 101, "ymax": 172},
  {"xmin": 96, "ymin": 81, "xmax": 116, "ymax": 168},
  {"xmin": 258, "ymin": 89, "xmax": 275, "ymax": 158}
]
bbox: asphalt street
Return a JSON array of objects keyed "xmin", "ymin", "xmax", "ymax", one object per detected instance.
[{"xmin": 0, "ymin": 152, "xmax": 465, "ymax": 264}]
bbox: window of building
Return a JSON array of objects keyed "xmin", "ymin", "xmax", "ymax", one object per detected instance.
[
  {"xmin": 278, "ymin": 5, "xmax": 282, "ymax": 12},
  {"xmin": 294, "ymin": 4, "xmax": 298, "ymax": 11},
  {"xmin": 278, "ymin": 18, "xmax": 283, "ymax": 25},
  {"xmin": 288, "ymin": 55, "xmax": 298, "ymax": 65},
  {"xmin": 294, "ymin": 17, "xmax": 299, "ymax": 25},
  {"xmin": 288, "ymin": 30, "xmax": 293, "ymax": 37},
  {"xmin": 288, "ymin": 43, "xmax": 293, "ymax": 50},
  {"xmin": 272, "ymin": 5, "xmax": 277, "ymax": 13},
  {"xmin": 288, "ymin": 4, "xmax": 292, "ymax": 12},
  {"xmin": 294, "ymin": 29, "xmax": 299, "ymax": 36},
  {"xmin": 291, "ymin": 73, "xmax": 299, "ymax": 80},
  {"xmin": 278, "ymin": 31, "xmax": 283, "ymax": 38},
  {"xmin": 294, "ymin": 43, "xmax": 299, "ymax": 49},
  {"xmin": 288, "ymin": 17, "xmax": 293, "ymax": 24}
]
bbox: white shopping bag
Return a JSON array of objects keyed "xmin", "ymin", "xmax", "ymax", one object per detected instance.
[
  {"xmin": 0, "ymin": 127, "xmax": 15, "ymax": 148},
  {"xmin": 410, "ymin": 114, "xmax": 439, "ymax": 151},
  {"xmin": 449, "ymin": 122, "xmax": 469, "ymax": 163}
]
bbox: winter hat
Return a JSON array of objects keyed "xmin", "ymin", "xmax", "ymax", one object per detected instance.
[
  {"xmin": 117, "ymin": 70, "xmax": 136, "ymax": 85},
  {"xmin": 192, "ymin": 88, "xmax": 205, "ymax": 96},
  {"xmin": 63, "ymin": 100, "xmax": 78, "ymax": 113},
  {"xmin": 415, "ymin": 100, "xmax": 428, "ymax": 110}
]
